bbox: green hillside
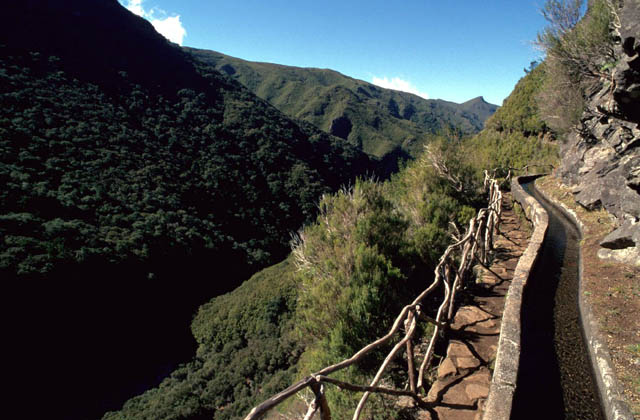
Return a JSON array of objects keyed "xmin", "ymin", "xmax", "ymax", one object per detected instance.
[
  {"xmin": 185, "ymin": 48, "xmax": 498, "ymax": 161},
  {"xmin": 106, "ymin": 58, "xmax": 559, "ymax": 420},
  {"xmin": 103, "ymin": 0, "xmax": 640, "ymax": 417},
  {"xmin": 106, "ymin": 51, "xmax": 559, "ymax": 420},
  {"xmin": 1, "ymin": 2, "xmax": 563, "ymax": 420},
  {"xmin": 465, "ymin": 62, "xmax": 557, "ymax": 173},
  {"xmin": 106, "ymin": 144, "xmax": 484, "ymax": 420},
  {"xmin": 109, "ymin": 68, "xmax": 557, "ymax": 416},
  {"xmin": 0, "ymin": 1, "xmax": 377, "ymax": 418}
]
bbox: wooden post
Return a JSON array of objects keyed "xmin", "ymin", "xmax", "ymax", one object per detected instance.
[
  {"xmin": 353, "ymin": 314, "xmax": 417, "ymax": 420},
  {"xmin": 303, "ymin": 393, "xmax": 319, "ymax": 420},
  {"xmin": 405, "ymin": 311, "xmax": 417, "ymax": 393},
  {"xmin": 417, "ymin": 265, "xmax": 451, "ymax": 390},
  {"xmin": 310, "ymin": 382, "xmax": 331, "ymax": 420}
]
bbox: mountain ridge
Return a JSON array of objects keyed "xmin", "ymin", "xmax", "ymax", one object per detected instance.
[{"xmin": 185, "ymin": 48, "xmax": 498, "ymax": 161}]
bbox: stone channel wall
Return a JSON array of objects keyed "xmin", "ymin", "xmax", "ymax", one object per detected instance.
[
  {"xmin": 484, "ymin": 175, "xmax": 633, "ymax": 420},
  {"xmin": 482, "ymin": 175, "xmax": 549, "ymax": 420},
  {"xmin": 558, "ymin": 0, "xmax": 640, "ymax": 267},
  {"xmin": 533, "ymin": 180, "xmax": 634, "ymax": 420}
]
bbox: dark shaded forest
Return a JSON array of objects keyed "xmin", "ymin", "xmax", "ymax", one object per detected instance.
[{"xmin": 1, "ymin": 1, "xmax": 377, "ymax": 418}]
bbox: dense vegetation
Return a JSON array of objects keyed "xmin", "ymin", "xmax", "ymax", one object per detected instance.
[
  {"xmin": 535, "ymin": 0, "xmax": 618, "ymax": 133},
  {"xmin": 465, "ymin": 0, "xmax": 617, "ymax": 175},
  {"xmin": 465, "ymin": 63, "xmax": 558, "ymax": 174},
  {"xmin": 291, "ymin": 158, "xmax": 481, "ymax": 418},
  {"xmin": 1, "ymin": 1, "xmax": 377, "ymax": 418},
  {"xmin": 467, "ymin": 0, "xmax": 617, "ymax": 175},
  {"xmin": 107, "ymin": 139, "xmax": 483, "ymax": 420},
  {"xmin": 108, "ymin": 60, "xmax": 563, "ymax": 420},
  {"xmin": 0, "ymin": 46, "xmax": 373, "ymax": 279},
  {"xmin": 186, "ymin": 48, "xmax": 497, "ymax": 163},
  {"xmin": 2, "ymin": 1, "xmax": 584, "ymax": 419},
  {"xmin": 99, "ymin": 259, "xmax": 303, "ymax": 420},
  {"xmin": 109, "ymin": 74, "xmax": 558, "ymax": 415},
  {"xmin": 102, "ymin": 1, "xmax": 629, "ymax": 418}
]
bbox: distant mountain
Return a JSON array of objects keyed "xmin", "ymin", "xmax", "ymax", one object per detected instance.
[
  {"xmin": 459, "ymin": 96, "xmax": 500, "ymax": 128},
  {"xmin": 185, "ymin": 48, "xmax": 498, "ymax": 161},
  {"xmin": 1, "ymin": 1, "xmax": 376, "ymax": 418}
]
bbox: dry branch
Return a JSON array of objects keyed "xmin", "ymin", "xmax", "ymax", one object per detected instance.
[
  {"xmin": 425, "ymin": 144, "xmax": 464, "ymax": 192},
  {"xmin": 316, "ymin": 376, "xmax": 423, "ymax": 401}
]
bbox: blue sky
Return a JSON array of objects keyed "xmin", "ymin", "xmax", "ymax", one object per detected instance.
[{"xmin": 119, "ymin": 0, "xmax": 548, "ymax": 105}]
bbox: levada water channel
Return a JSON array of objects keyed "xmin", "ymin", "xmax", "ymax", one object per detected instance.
[{"xmin": 511, "ymin": 180, "xmax": 605, "ymax": 419}]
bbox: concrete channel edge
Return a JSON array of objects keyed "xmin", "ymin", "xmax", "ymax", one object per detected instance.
[
  {"xmin": 482, "ymin": 175, "xmax": 549, "ymax": 420},
  {"xmin": 533, "ymin": 178, "xmax": 633, "ymax": 420},
  {"xmin": 483, "ymin": 175, "xmax": 633, "ymax": 420}
]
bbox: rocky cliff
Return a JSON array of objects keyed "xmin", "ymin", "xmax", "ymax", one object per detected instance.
[{"xmin": 558, "ymin": 0, "xmax": 640, "ymax": 266}]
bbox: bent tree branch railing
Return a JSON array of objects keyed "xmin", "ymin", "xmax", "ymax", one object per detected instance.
[{"xmin": 243, "ymin": 171, "xmax": 503, "ymax": 420}]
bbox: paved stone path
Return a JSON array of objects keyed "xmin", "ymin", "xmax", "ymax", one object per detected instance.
[{"xmin": 414, "ymin": 193, "xmax": 531, "ymax": 420}]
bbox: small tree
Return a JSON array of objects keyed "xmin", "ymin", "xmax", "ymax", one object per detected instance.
[
  {"xmin": 536, "ymin": 56, "xmax": 586, "ymax": 135},
  {"xmin": 539, "ymin": 0, "xmax": 584, "ymax": 39},
  {"xmin": 536, "ymin": 0, "xmax": 616, "ymax": 80},
  {"xmin": 535, "ymin": 0, "xmax": 618, "ymax": 133}
]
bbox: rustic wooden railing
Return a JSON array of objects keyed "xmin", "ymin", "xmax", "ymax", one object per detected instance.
[{"xmin": 243, "ymin": 171, "xmax": 503, "ymax": 420}]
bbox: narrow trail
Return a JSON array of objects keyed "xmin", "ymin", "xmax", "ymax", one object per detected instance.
[{"xmin": 412, "ymin": 193, "xmax": 530, "ymax": 420}]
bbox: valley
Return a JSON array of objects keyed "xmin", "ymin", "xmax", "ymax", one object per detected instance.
[{"xmin": 1, "ymin": 0, "xmax": 638, "ymax": 419}]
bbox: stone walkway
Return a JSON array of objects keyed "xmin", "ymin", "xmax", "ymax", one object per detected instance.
[{"xmin": 415, "ymin": 193, "xmax": 531, "ymax": 420}]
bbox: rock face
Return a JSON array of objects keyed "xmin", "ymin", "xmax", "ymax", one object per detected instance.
[
  {"xmin": 558, "ymin": 0, "xmax": 640, "ymax": 265},
  {"xmin": 614, "ymin": 0, "xmax": 640, "ymax": 122},
  {"xmin": 598, "ymin": 219, "xmax": 640, "ymax": 265},
  {"xmin": 600, "ymin": 219, "xmax": 640, "ymax": 249}
]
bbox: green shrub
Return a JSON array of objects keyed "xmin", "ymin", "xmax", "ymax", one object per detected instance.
[
  {"xmin": 536, "ymin": 0, "xmax": 616, "ymax": 80},
  {"xmin": 293, "ymin": 181, "xmax": 411, "ymax": 352},
  {"xmin": 467, "ymin": 129, "xmax": 558, "ymax": 175},
  {"xmin": 535, "ymin": 0, "xmax": 618, "ymax": 133},
  {"xmin": 536, "ymin": 56, "xmax": 587, "ymax": 135},
  {"xmin": 286, "ymin": 143, "xmax": 485, "ymax": 416}
]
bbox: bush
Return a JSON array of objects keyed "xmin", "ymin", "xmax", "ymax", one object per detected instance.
[
  {"xmin": 536, "ymin": 0, "xmax": 616, "ymax": 79},
  {"xmin": 291, "ymin": 153, "xmax": 481, "ymax": 417},
  {"xmin": 535, "ymin": 0, "xmax": 618, "ymax": 133},
  {"xmin": 293, "ymin": 181, "xmax": 411, "ymax": 352},
  {"xmin": 536, "ymin": 56, "xmax": 586, "ymax": 134}
]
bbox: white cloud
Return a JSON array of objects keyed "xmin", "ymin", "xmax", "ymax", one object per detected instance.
[
  {"xmin": 371, "ymin": 76, "xmax": 429, "ymax": 99},
  {"xmin": 119, "ymin": 0, "xmax": 187, "ymax": 46},
  {"xmin": 149, "ymin": 16, "xmax": 186, "ymax": 45},
  {"xmin": 123, "ymin": 0, "xmax": 145, "ymax": 16}
]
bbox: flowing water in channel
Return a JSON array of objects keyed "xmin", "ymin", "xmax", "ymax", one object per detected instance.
[{"xmin": 510, "ymin": 181, "xmax": 605, "ymax": 420}]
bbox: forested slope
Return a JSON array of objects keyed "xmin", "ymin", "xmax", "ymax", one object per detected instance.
[
  {"xmin": 0, "ymin": 2, "xmax": 562, "ymax": 420},
  {"xmin": 0, "ymin": 1, "xmax": 377, "ymax": 418},
  {"xmin": 106, "ymin": 60, "xmax": 560, "ymax": 420},
  {"xmin": 464, "ymin": 63, "xmax": 557, "ymax": 172},
  {"xmin": 185, "ymin": 48, "xmax": 497, "ymax": 163},
  {"xmin": 116, "ymin": 1, "xmax": 640, "ymax": 419},
  {"xmin": 0, "ymin": 47, "xmax": 371, "ymax": 280},
  {"xmin": 106, "ymin": 144, "xmax": 483, "ymax": 420}
]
